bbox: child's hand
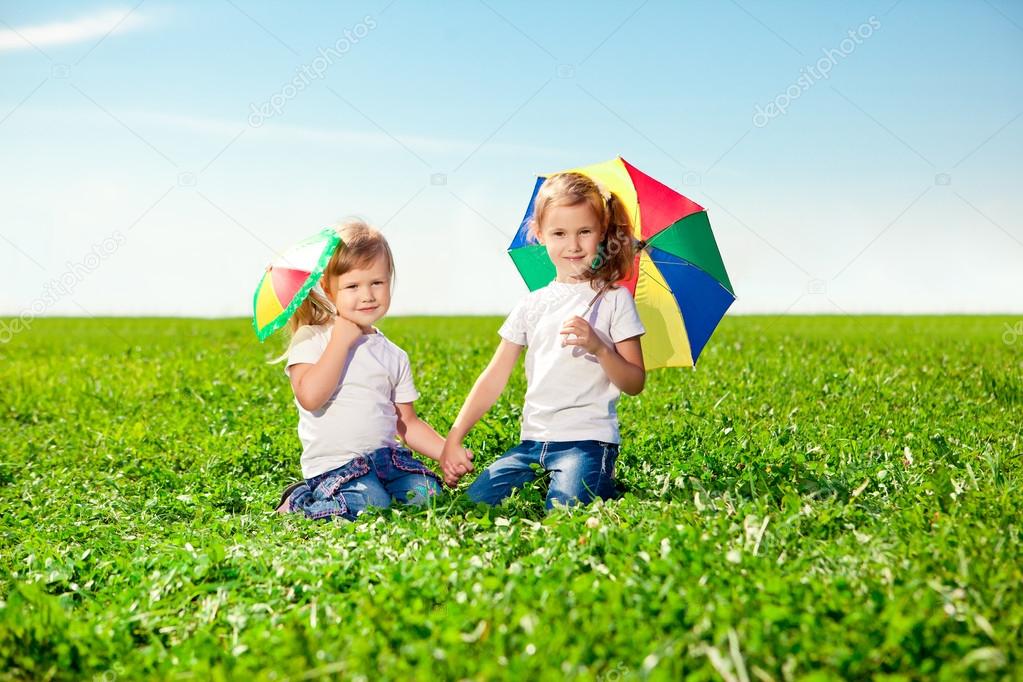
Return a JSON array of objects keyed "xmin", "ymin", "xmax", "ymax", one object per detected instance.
[
  {"xmin": 560, "ymin": 316, "xmax": 606, "ymax": 355},
  {"xmin": 331, "ymin": 314, "xmax": 363, "ymax": 347},
  {"xmin": 440, "ymin": 440, "xmax": 474, "ymax": 487}
]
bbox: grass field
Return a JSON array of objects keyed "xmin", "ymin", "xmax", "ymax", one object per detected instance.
[{"xmin": 1, "ymin": 316, "xmax": 1021, "ymax": 680}]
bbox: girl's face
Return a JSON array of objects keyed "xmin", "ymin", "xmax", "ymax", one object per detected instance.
[
  {"xmin": 326, "ymin": 254, "xmax": 392, "ymax": 332},
  {"xmin": 537, "ymin": 202, "xmax": 604, "ymax": 283}
]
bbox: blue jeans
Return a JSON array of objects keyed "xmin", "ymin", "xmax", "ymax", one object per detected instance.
[
  {"xmin": 466, "ymin": 440, "xmax": 619, "ymax": 510},
  {"xmin": 286, "ymin": 447, "xmax": 442, "ymax": 521}
]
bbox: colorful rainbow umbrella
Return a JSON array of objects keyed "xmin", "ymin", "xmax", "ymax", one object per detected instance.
[
  {"xmin": 508, "ymin": 157, "xmax": 735, "ymax": 369},
  {"xmin": 252, "ymin": 227, "xmax": 341, "ymax": 341}
]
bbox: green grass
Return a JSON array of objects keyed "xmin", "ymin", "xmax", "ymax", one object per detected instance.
[{"xmin": 1, "ymin": 316, "xmax": 1021, "ymax": 681}]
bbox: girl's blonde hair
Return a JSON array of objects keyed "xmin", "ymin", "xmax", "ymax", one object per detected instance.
[
  {"xmin": 274, "ymin": 219, "xmax": 393, "ymax": 361},
  {"xmin": 529, "ymin": 172, "xmax": 635, "ymax": 290}
]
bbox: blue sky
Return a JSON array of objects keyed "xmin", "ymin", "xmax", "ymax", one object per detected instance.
[{"xmin": 1, "ymin": 0, "xmax": 1021, "ymax": 320}]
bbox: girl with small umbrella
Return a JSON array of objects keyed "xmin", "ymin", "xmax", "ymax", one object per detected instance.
[{"xmin": 440, "ymin": 172, "xmax": 646, "ymax": 509}]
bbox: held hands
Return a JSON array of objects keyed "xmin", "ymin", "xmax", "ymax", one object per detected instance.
[
  {"xmin": 560, "ymin": 316, "xmax": 607, "ymax": 355},
  {"xmin": 439, "ymin": 439, "xmax": 474, "ymax": 487}
]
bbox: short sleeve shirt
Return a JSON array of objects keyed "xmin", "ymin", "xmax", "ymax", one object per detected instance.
[
  {"xmin": 286, "ymin": 325, "xmax": 418, "ymax": 478},
  {"xmin": 499, "ymin": 281, "xmax": 645, "ymax": 444}
]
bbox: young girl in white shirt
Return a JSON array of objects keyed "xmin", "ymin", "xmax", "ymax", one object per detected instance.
[
  {"xmin": 440, "ymin": 172, "xmax": 646, "ymax": 510},
  {"xmin": 275, "ymin": 220, "xmax": 444, "ymax": 520}
]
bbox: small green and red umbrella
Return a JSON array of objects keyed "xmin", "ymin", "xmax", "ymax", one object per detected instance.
[{"xmin": 252, "ymin": 227, "xmax": 341, "ymax": 341}]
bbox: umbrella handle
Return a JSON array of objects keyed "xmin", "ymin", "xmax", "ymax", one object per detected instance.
[{"xmin": 581, "ymin": 286, "xmax": 607, "ymax": 316}]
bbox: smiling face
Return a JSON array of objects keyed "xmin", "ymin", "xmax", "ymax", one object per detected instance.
[
  {"xmin": 536, "ymin": 202, "xmax": 605, "ymax": 283},
  {"xmin": 325, "ymin": 254, "xmax": 392, "ymax": 332}
]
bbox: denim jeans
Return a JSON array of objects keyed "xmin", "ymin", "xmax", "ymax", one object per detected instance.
[
  {"xmin": 466, "ymin": 440, "xmax": 619, "ymax": 510},
  {"xmin": 285, "ymin": 446, "xmax": 442, "ymax": 521}
]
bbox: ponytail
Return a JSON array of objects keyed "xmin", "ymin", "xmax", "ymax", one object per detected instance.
[{"xmin": 589, "ymin": 191, "xmax": 635, "ymax": 290}]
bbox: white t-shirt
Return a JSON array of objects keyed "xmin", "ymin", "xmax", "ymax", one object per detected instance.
[
  {"xmin": 285, "ymin": 324, "xmax": 419, "ymax": 478},
  {"xmin": 499, "ymin": 280, "xmax": 645, "ymax": 444}
]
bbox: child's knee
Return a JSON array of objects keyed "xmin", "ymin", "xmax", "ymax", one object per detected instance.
[
  {"xmin": 400, "ymin": 475, "xmax": 442, "ymax": 507},
  {"xmin": 546, "ymin": 447, "xmax": 616, "ymax": 510},
  {"xmin": 545, "ymin": 481, "xmax": 594, "ymax": 510},
  {"xmin": 345, "ymin": 486, "xmax": 393, "ymax": 515},
  {"xmin": 466, "ymin": 464, "xmax": 535, "ymax": 506}
]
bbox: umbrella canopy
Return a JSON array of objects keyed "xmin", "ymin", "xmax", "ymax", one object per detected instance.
[
  {"xmin": 508, "ymin": 157, "xmax": 735, "ymax": 369},
  {"xmin": 252, "ymin": 227, "xmax": 341, "ymax": 341}
]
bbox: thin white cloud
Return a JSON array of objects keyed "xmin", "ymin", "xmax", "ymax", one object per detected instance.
[
  {"xmin": 23, "ymin": 106, "xmax": 570, "ymax": 159},
  {"xmin": 128, "ymin": 110, "xmax": 567, "ymax": 158},
  {"xmin": 0, "ymin": 8, "xmax": 147, "ymax": 53}
]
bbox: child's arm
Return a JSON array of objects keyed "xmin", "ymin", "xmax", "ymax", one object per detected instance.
[
  {"xmin": 394, "ymin": 402, "xmax": 445, "ymax": 462},
  {"xmin": 439, "ymin": 339, "xmax": 523, "ymax": 485},
  {"xmin": 560, "ymin": 316, "xmax": 646, "ymax": 395},
  {"xmin": 288, "ymin": 317, "xmax": 363, "ymax": 411},
  {"xmin": 599, "ymin": 336, "xmax": 646, "ymax": 395}
]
